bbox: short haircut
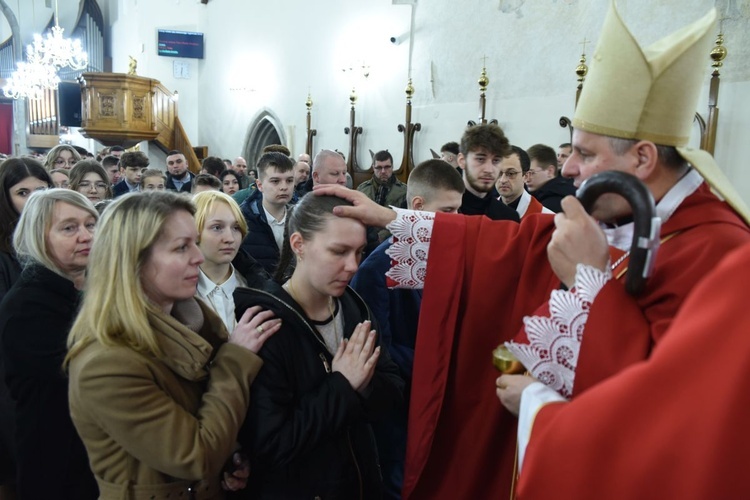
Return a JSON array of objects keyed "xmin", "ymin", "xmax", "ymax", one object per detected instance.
[
  {"xmin": 373, "ymin": 150, "xmax": 393, "ymax": 164},
  {"xmin": 69, "ymin": 160, "xmax": 113, "ymax": 200},
  {"xmin": 527, "ymin": 144, "xmax": 557, "ymax": 170},
  {"xmin": 312, "ymin": 149, "xmax": 344, "ymax": 173},
  {"xmin": 256, "ymin": 152, "xmax": 294, "ymax": 180},
  {"xmin": 167, "ymin": 150, "xmax": 183, "ymax": 156},
  {"xmin": 406, "ymin": 159, "xmax": 465, "ymax": 204},
  {"xmin": 460, "ymin": 124, "xmax": 511, "ymax": 158},
  {"xmin": 120, "ymin": 151, "xmax": 150, "ymax": 169},
  {"xmin": 558, "ymin": 142, "xmax": 572, "ymax": 149},
  {"xmin": 262, "ymin": 144, "xmax": 291, "ymax": 156},
  {"xmin": 66, "ymin": 191, "xmax": 196, "ymax": 364},
  {"xmin": 201, "ymin": 156, "xmax": 226, "ymax": 177},
  {"xmin": 49, "ymin": 168, "xmax": 69, "ymax": 178},
  {"xmin": 0, "ymin": 157, "xmax": 52, "ymax": 253},
  {"xmin": 13, "ymin": 189, "xmax": 98, "ymax": 275},
  {"xmin": 72, "ymin": 146, "xmax": 89, "ymax": 157},
  {"xmin": 193, "ymin": 190, "xmax": 248, "ymax": 240},
  {"xmin": 192, "ymin": 173, "xmax": 221, "ymax": 191},
  {"xmin": 440, "ymin": 141, "xmax": 460, "ymax": 155},
  {"xmin": 607, "ymin": 137, "xmax": 686, "ymax": 171},
  {"xmin": 140, "ymin": 169, "xmax": 167, "ymax": 187},
  {"xmin": 101, "ymin": 155, "xmax": 120, "ymax": 169},
  {"xmin": 109, "ymin": 146, "xmax": 125, "ymax": 153},
  {"xmin": 508, "ymin": 145, "xmax": 531, "ymax": 173}
]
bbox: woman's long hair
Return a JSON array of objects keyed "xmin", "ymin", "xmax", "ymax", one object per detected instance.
[
  {"xmin": 273, "ymin": 193, "xmax": 354, "ymax": 282},
  {"xmin": 44, "ymin": 144, "xmax": 82, "ymax": 171},
  {"xmin": 66, "ymin": 191, "xmax": 195, "ymax": 366},
  {"xmin": 0, "ymin": 157, "xmax": 52, "ymax": 254}
]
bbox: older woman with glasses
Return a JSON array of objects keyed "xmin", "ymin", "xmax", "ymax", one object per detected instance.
[
  {"xmin": 0, "ymin": 189, "xmax": 99, "ymax": 499},
  {"xmin": 69, "ymin": 160, "xmax": 113, "ymax": 203},
  {"xmin": 44, "ymin": 144, "xmax": 82, "ymax": 171}
]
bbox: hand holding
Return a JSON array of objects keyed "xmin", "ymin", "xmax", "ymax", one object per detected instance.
[
  {"xmin": 332, "ymin": 321, "xmax": 381, "ymax": 393},
  {"xmin": 229, "ymin": 306, "xmax": 282, "ymax": 353},
  {"xmin": 221, "ymin": 451, "xmax": 250, "ymax": 491},
  {"xmin": 496, "ymin": 374, "xmax": 537, "ymax": 416},
  {"xmin": 547, "ymin": 196, "xmax": 609, "ymax": 289}
]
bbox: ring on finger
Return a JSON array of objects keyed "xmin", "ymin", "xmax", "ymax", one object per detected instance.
[{"xmin": 256, "ymin": 325, "xmax": 264, "ymax": 334}]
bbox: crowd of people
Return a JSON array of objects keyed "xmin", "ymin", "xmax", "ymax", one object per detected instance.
[{"xmin": 0, "ymin": 3, "xmax": 749, "ymax": 500}]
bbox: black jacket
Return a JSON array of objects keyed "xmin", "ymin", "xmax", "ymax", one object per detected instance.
[
  {"xmin": 460, "ymin": 190, "xmax": 520, "ymax": 222},
  {"xmin": 165, "ymin": 172, "xmax": 193, "ymax": 193},
  {"xmin": 0, "ymin": 266, "xmax": 97, "ymax": 499},
  {"xmin": 532, "ymin": 175, "xmax": 577, "ymax": 213},
  {"xmin": 239, "ymin": 190, "xmax": 283, "ymax": 276},
  {"xmin": 234, "ymin": 282, "xmax": 404, "ymax": 500}
]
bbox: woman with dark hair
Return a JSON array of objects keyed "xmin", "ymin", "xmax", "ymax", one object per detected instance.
[
  {"xmin": 220, "ymin": 170, "xmax": 241, "ymax": 196},
  {"xmin": 68, "ymin": 160, "xmax": 113, "ymax": 203},
  {"xmin": 234, "ymin": 193, "xmax": 403, "ymax": 499},
  {"xmin": 0, "ymin": 157, "xmax": 53, "ymax": 301},
  {"xmin": 0, "ymin": 189, "xmax": 99, "ymax": 500}
]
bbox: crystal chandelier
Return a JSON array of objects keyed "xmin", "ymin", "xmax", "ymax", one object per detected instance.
[
  {"xmin": 2, "ymin": 49, "xmax": 61, "ymax": 100},
  {"xmin": 2, "ymin": 0, "xmax": 87, "ymax": 100},
  {"xmin": 30, "ymin": 0, "xmax": 88, "ymax": 71}
]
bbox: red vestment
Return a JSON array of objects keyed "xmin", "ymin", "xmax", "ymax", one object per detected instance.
[
  {"xmin": 404, "ymin": 183, "xmax": 750, "ymax": 499},
  {"xmin": 517, "ymin": 241, "xmax": 750, "ymax": 499}
]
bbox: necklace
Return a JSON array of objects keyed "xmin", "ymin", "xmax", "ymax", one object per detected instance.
[{"xmin": 285, "ymin": 277, "xmax": 340, "ymax": 346}]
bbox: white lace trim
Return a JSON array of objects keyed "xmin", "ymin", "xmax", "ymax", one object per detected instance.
[
  {"xmin": 505, "ymin": 264, "xmax": 612, "ymax": 397},
  {"xmin": 384, "ymin": 208, "xmax": 435, "ymax": 289}
]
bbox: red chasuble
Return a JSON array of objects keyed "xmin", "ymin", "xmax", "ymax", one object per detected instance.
[
  {"xmin": 403, "ymin": 183, "xmax": 750, "ymax": 500},
  {"xmin": 517, "ymin": 242, "xmax": 750, "ymax": 499}
]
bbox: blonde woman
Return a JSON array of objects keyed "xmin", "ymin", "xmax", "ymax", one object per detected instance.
[
  {"xmin": 66, "ymin": 191, "xmax": 281, "ymax": 499},
  {"xmin": 193, "ymin": 191, "xmax": 269, "ymax": 332}
]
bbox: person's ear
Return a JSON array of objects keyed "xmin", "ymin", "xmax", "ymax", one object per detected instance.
[
  {"xmin": 632, "ymin": 141, "xmax": 659, "ymax": 181},
  {"xmin": 411, "ymin": 196, "xmax": 424, "ymax": 211},
  {"xmin": 457, "ymin": 153, "xmax": 466, "ymax": 169},
  {"xmin": 255, "ymin": 178, "xmax": 264, "ymax": 192},
  {"xmin": 290, "ymin": 232, "xmax": 304, "ymax": 258}
]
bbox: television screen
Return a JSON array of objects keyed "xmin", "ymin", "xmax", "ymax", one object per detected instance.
[{"xmin": 157, "ymin": 30, "xmax": 204, "ymax": 59}]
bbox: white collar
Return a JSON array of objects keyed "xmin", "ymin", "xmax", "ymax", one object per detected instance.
[
  {"xmin": 603, "ymin": 168, "xmax": 703, "ymax": 251},
  {"xmin": 196, "ymin": 266, "xmax": 239, "ymax": 298}
]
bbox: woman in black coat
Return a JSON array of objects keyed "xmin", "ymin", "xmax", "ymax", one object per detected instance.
[
  {"xmin": 0, "ymin": 189, "xmax": 99, "ymax": 500},
  {"xmin": 234, "ymin": 194, "xmax": 404, "ymax": 500}
]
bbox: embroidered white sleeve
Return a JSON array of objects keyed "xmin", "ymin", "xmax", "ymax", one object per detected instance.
[
  {"xmin": 517, "ymin": 382, "xmax": 567, "ymax": 474},
  {"xmin": 384, "ymin": 207, "xmax": 435, "ymax": 289},
  {"xmin": 505, "ymin": 264, "xmax": 612, "ymax": 397}
]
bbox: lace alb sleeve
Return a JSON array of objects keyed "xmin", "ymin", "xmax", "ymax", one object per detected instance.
[
  {"xmin": 505, "ymin": 263, "xmax": 612, "ymax": 397},
  {"xmin": 384, "ymin": 207, "xmax": 435, "ymax": 289}
]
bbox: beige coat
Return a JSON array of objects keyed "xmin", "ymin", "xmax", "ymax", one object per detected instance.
[{"xmin": 68, "ymin": 299, "xmax": 263, "ymax": 500}]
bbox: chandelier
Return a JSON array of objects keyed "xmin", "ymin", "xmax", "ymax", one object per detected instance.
[
  {"xmin": 2, "ymin": 49, "xmax": 61, "ymax": 100},
  {"xmin": 2, "ymin": 0, "xmax": 87, "ymax": 100}
]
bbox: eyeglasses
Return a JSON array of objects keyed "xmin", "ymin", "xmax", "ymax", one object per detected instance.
[
  {"xmin": 78, "ymin": 181, "xmax": 108, "ymax": 190},
  {"xmin": 498, "ymin": 170, "xmax": 522, "ymax": 180},
  {"xmin": 54, "ymin": 158, "xmax": 78, "ymax": 167}
]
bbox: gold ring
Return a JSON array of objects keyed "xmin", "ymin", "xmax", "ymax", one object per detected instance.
[{"xmin": 256, "ymin": 325, "xmax": 264, "ymax": 334}]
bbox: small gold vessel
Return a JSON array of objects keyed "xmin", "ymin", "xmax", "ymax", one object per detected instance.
[{"xmin": 492, "ymin": 345, "xmax": 524, "ymax": 374}]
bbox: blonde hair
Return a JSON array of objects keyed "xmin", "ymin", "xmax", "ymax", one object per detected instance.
[
  {"xmin": 66, "ymin": 191, "xmax": 195, "ymax": 366},
  {"xmin": 192, "ymin": 190, "xmax": 248, "ymax": 240},
  {"xmin": 44, "ymin": 144, "xmax": 82, "ymax": 171},
  {"xmin": 13, "ymin": 189, "xmax": 97, "ymax": 276}
]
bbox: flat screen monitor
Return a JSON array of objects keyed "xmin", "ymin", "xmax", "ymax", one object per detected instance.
[{"xmin": 157, "ymin": 30, "xmax": 204, "ymax": 59}]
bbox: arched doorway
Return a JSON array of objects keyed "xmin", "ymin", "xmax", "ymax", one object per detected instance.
[{"xmin": 243, "ymin": 108, "xmax": 287, "ymax": 167}]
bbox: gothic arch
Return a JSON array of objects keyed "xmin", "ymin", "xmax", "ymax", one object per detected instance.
[{"xmin": 242, "ymin": 108, "xmax": 287, "ymax": 167}]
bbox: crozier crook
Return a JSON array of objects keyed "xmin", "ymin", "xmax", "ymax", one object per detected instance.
[{"xmin": 576, "ymin": 170, "xmax": 660, "ymax": 296}]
